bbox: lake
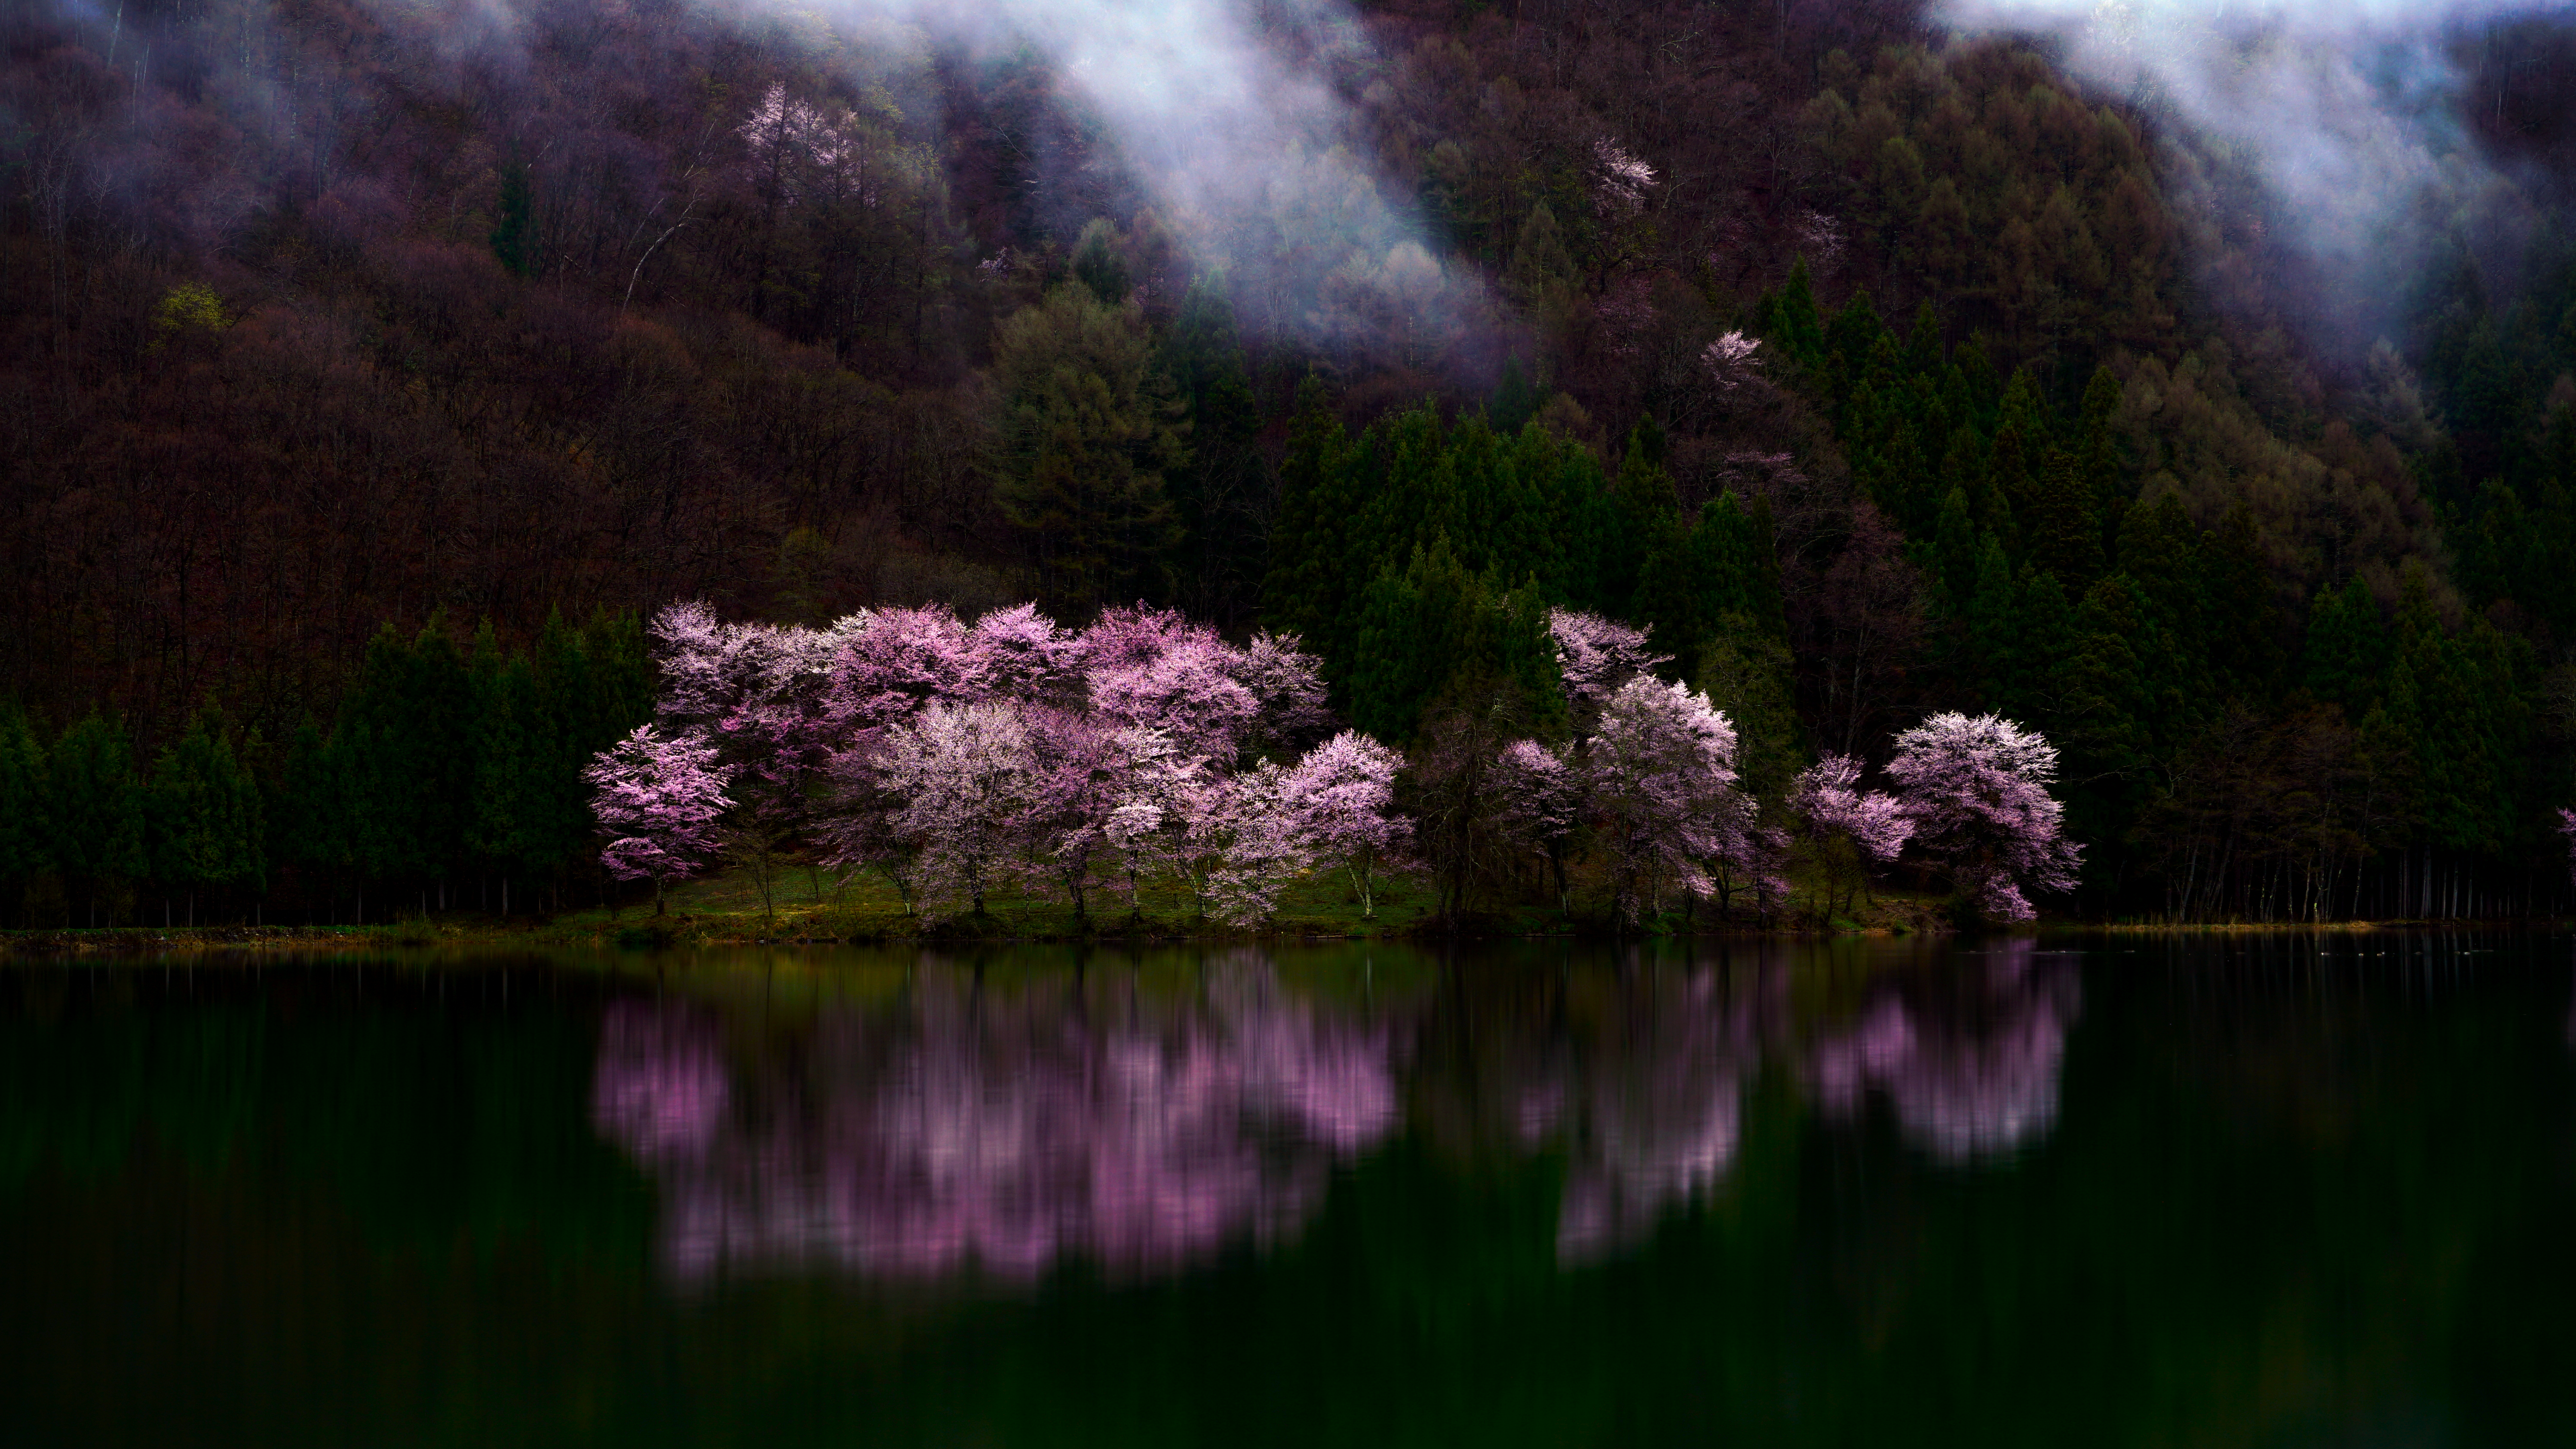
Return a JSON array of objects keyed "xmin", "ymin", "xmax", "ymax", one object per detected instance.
[{"xmin": 3, "ymin": 934, "xmax": 2570, "ymax": 1446}]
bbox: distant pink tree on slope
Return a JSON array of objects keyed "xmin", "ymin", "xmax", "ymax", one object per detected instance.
[
  {"xmin": 1886, "ymin": 713, "xmax": 2080, "ymax": 921},
  {"xmin": 586, "ymin": 725, "xmax": 735, "ymax": 914}
]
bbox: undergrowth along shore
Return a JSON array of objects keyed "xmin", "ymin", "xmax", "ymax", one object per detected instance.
[
  {"xmin": 0, "ymin": 864, "xmax": 1972, "ymax": 953},
  {"xmin": 1, "ymin": 867, "xmax": 2528, "ymax": 956}
]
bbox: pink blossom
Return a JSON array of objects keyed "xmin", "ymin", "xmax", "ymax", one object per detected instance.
[
  {"xmin": 1199, "ymin": 761, "xmax": 1316, "ymax": 928},
  {"xmin": 1592, "ymin": 137, "xmax": 1658, "ymax": 213},
  {"xmin": 1494, "ymin": 737, "xmax": 1585, "ymax": 911},
  {"xmin": 826, "ymin": 604, "xmax": 991, "ymax": 735},
  {"xmin": 1087, "ymin": 635, "xmax": 1259, "ymax": 761},
  {"xmin": 1886, "ymin": 712, "xmax": 2082, "ymax": 921},
  {"xmin": 969, "ymin": 602, "xmax": 1072, "ymax": 700},
  {"xmin": 1015, "ymin": 706, "xmax": 1121, "ymax": 918},
  {"xmin": 585, "ymin": 724, "xmax": 735, "ymax": 910},
  {"xmin": 869, "ymin": 701, "xmax": 1041, "ymax": 920},
  {"xmin": 1701, "ymin": 331, "xmax": 1761, "ymax": 391},
  {"xmin": 1788, "ymin": 754, "xmax": 1913, "ymax": 863},
  {"xmin": 1234, "ymin": 630, "xmax": 1334, "ymax": 757},
  {"xmin": 1548, "ymin": 609, "xmax": 1671, "ymax": 718},
  {"xmin": 1283, "ymin": 731, "xmax": 1411, "ymax": 918},
  {"xmin": 1585, "ymin": 677, "xmax": 1745, "ymax": 921}
]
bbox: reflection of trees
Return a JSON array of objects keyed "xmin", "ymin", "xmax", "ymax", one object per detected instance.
[
  {"xmin": 1805, "ymin": 941, "xmax": 2081, "ymax": 1161},
  {"xmin": 596, "ymin": 943, "xmax": 2085, "ymax": 1281},
  {"xmin": 1413, "ymin": 942, "xmax": 2081, "ymax": 1261},
  {"xmin": 592, "ymin": 954, "xmax": 1403, "ymax": 1282},
  {"xmin": 1500, "ymin": 966, "xmax": 1764, "ymax": 1263}
]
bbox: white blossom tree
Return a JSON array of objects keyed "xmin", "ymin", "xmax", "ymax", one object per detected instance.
[{"xmin": 1886, "ymin": 712, "xmax": 2082, "ymax": 922}]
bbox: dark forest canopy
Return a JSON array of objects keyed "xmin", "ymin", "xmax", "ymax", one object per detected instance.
[{"xmin": 7, "ymin": 0, "xmax": 2576, "ymax": 924}]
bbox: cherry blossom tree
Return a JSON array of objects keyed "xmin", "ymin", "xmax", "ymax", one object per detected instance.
[
  {"xmin": 586, "ymin": 724, "xmax": 735, "ymax": 914},
  {"xmin": 869, "ymin": 701, "xmax": 1040, "ymax": 920},
  {"xmin": 969, "ymin": 602, "xmax": 1071, "ymax": 701},
  {"xmin": 1102, "ymin": 726, "xmax": 1211, "ymax": 918},
  {"xmin": 1088, "ymin": 633, "xmax": 1260, "ymax": 761},
  {"xmin": 1234, "ymin": 630, "xmax": 1334, "ymax": 757},
  {"xmin": 1548, "ymin": 609, "xmax": 1670, "ymax": 720},
  {"xmin": 1787, "ymin": 753, "xmax": 1914, "ymax": 923},
  {"xmin": 1886, "ymin": 712, "xmax": 2082, "ymax": 922},
  {"xmin": 1017, "ymin": 706, "xmax": 1120, "ymax": 921},
  {"xmin": 1284, "ymin": 731, "xmax": 1410, "ymax": 918},
  {"xmin": 1586, "ymin": 676, "xmax": 1746, "ymax": 922},
  {"xmin": 1494, "ymin": 738, "xmax": 1584, "ymax": 912},
  {"xmin": 1199, "ymin": 761, "xmax": 1316, "ymax": 928},
  {"xmin": 825, "ymin": 604, "xmax": 991, "ymax": 737}
]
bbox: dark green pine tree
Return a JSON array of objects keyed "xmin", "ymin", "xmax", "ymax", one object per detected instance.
[
  {"xmin": 1491, "ymin": 358, "xmax": 1538, "ymax": 435},
  {"xmin": 2076, "ymin": 364, "xmax": 2126, "ymax": 550},
  {"xmin": 403, "ymin": 622, "xmax": 484, "ymax": 898},
  {"xmin": 2115, "ymin": 493, "xmax": 2206, "ymax": 662},
  {"xmin": 1930, "ymin": 488, "xmax": 1982, "ymax": 611},
  {"xmin": 1522, "ymin": 422, "xmax": 1615, "ymax": 610},
  {"xmin": 1966, "ymin": 533, "xmax": 2021, "ymax": 702},
  {"xmin": 0, "ymin": 706, "xmax": 48, "ymax": 926},
  {"xmin": 1351, "ymin": 537, "xmax": 1481, "ymax": 744},
  {"xmin": 2025, "ymin": 447, "xmax": 2104, "ymax": 588},
  {"xmin": 339, "ymin": 625, "xmax": 421, "ymax": 891},
  {"xmin": 2004, "ymin": 564, "xmax": 2077, "ymax": 726},
  {"xmin": 1758, "ymin": 256, "xmax": 1826, "ymax": 372},
  {"xmin": 147, "ymin": 700, "xmax": 264, "ymax": 922},
  {"xmin": 1261, "ymin": 376, "xmax": 1365, "ymax": 686},
  {"xmin": 1070, "ymin": 218, "xmax": 1131, "ymax": 303},
  {"xmin": 578, "ymin": 607, "xmax": 657, "ymax": 740},
  {"xmin": 2200, "ymin": 506, "xmax": 2277, "ymax": 691},
  {"xmin": 273, "ymin": 714, "xmax": 348, "ymax": 910},
  {"xmin": 46, "ymin": 712, "xmax": 146, "ymax": 926},
  {"xmin": 1162, "ymin": 274, "xmax": 1263, "ymax": 617},
  {"xmin": 1349, "ymin": 538, "xmax": 1562, "ymax": 745},
  {"xmin": 476, "ymin": 645, "xmax": 549, "ymax": 905},
  {"xmin": 1603, "ymin": 423, "xmax": 1681, "ymax": 619}
]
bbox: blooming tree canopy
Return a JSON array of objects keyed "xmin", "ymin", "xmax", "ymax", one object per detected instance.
[
  {"xmin": 1284, "ymin": 731, "xmax": 1409, "ymax": 918},
  {"xmin": 1493, "ymin": 737, "xmax": 1584, "ymax": 911},
  {"xmin": 586, "ymin": 724, "xmax": 735, "ymax": 913},
  {"xmin": 1198, "ymin": 760, "xmax": 1315, "ymax": 928},
  {"xmin": 1789, "ymin": 754, "xmax": 1914, "ymax": 863},
  {"xmin": 869, "ymin": 700, "xmax": 1040, "ymax": 920},
  {"xmin": 1886, "ymin": 712, "xmax": 2082, "ymax": 921},
  {"xmin": 1585, "ymin": 676, "xmax": 1746, "ymax": 921},
  {"xmin": 1548, "ymin": 609, "xmax": 1670, "ymax": 720}
]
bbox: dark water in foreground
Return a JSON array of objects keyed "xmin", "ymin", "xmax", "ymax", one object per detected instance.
[{"xmin": 3, "ymin": 936, "xmax": 2572, "ymax": 1447}]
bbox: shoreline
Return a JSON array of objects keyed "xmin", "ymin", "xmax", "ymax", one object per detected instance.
[{"xmin": 0, "ymin": 912, "xmax": 2555, "ymax": 958}]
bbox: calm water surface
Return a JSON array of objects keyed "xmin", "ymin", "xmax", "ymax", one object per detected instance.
[{"xmin": 3, "ymin": 935, "xmax": 2571, "ymax": 1446}]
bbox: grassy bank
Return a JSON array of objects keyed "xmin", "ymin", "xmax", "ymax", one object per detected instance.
[{"xmin": 1, "ymin": 864, "xmax": 1970, "ymax": 955}]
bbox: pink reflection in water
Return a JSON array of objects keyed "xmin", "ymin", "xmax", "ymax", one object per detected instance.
[
  {"xmin": 1806, "ymin": 941, "xmax": 2081, "ymax": 1161},
  {"xmin": 1527, "ymin": 970, "xmax": 1761, "ymax": 1264},
  {"xmin": 592, "ymin": 959, "xmax": 1401, "ymax": 1284}
]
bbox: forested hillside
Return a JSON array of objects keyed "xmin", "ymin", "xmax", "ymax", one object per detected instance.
[{"xmin": 7, "ymin": 0, "xmax": 2576, "ymax": 924}]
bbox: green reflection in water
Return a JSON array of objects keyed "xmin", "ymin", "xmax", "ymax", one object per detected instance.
[{"xmin": 0, "ymin": 936, "xmax": 2569, "ymax": 1446}]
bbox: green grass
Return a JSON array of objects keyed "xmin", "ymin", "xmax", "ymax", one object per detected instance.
[{"xmin": 0, "ymin": 864, "xmax": 1972, "ymax": 956}]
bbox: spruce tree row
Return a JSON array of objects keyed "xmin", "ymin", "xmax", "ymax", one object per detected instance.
[
  {"xmin": 0, "ymin": 611, "xmax": 652, "ymax": 929},
  {"xmin": 1263, "ymin": 380, "xmax": 1797, "ymax": 761},
  {"xmin": 1758, "ymin": 264, "xmax": 2557, "ymax": 914}
]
